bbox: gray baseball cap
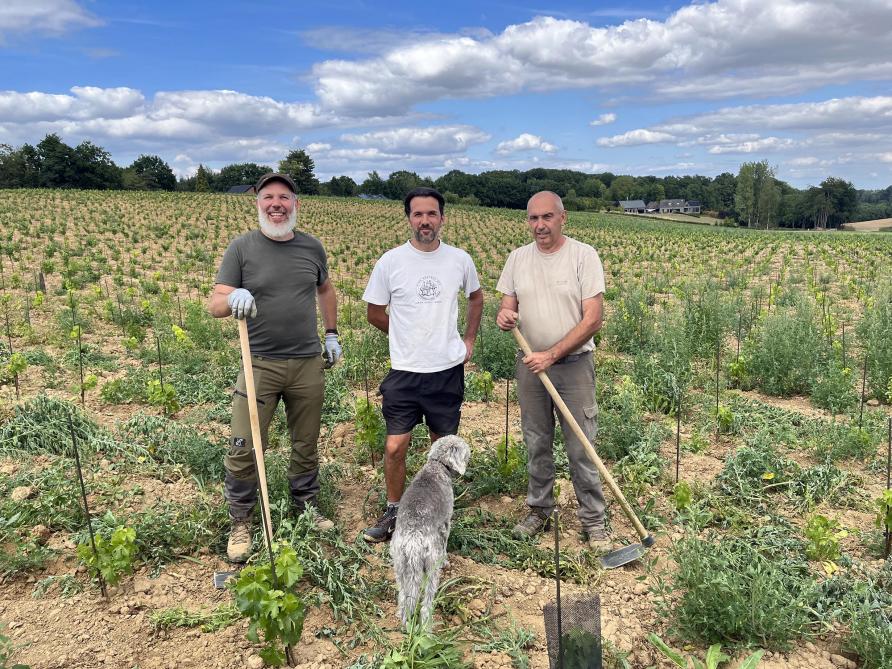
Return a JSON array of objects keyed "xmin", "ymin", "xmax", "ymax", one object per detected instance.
[{"xmin": 255, "ymin": 172, "xmax": 297, "ymax": 193}]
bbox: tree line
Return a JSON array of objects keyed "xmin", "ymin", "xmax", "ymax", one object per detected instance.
[{"xmin": 2, "ymin": 134, "xmax": 890, "ymax": 229}]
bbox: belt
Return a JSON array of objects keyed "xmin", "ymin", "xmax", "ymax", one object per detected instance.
[{"xmin": 553, "ymin": 352, "xmax": 587, "ymax": 365}]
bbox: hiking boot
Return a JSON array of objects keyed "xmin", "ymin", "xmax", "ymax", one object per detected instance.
[
  {"xmin": 363, "ymin": 505, "xmax": 398, "ymax": 543},
  {"xmin": 512, "ymin": 509, "xmax": 551, "ymax": 538},
  {"xmin": 227, "ymin": 517, "xmax": 253, "ymax": 563},
  {"xmin": 306, "ymin": 506, "xmax": 335, "ymax": 531},
  {"xmin": 293, "ymin": 500, "xmax": 335, "ymax": 531},
  {"xmin": 584, "ymin": 525, "xmax": 615, "ymax": 554}
]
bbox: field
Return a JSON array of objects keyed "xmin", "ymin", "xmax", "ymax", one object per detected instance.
[{"xmin": 1, "ymin": 189, "xmax": 892, "ymax": 669}]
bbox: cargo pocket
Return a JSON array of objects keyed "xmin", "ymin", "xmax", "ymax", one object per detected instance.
[{"xmin": 583, "ymin": 403, "xmax": 599, "ymax": 440}]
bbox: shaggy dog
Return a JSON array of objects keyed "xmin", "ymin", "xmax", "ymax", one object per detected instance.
[{"xmin": 390, "ymin": 435, "xmax": 471, "ymax": 627}]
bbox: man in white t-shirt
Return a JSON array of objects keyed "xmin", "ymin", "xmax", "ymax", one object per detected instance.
[
  {"xmin": 362, "ymin": 187, "xmax": 483, "ymax": 542},
  {"xmin": 496, "ymin": 190, "xmax": 612, "ymax": 553}
]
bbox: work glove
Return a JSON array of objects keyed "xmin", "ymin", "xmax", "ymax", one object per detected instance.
[
  {"xmin": 227, "ymin": 288, "xmax": 256, "ymax": 319},
  {"xmin": 323, "ymin": 332, "xmax": 342, "ymax": 368}
]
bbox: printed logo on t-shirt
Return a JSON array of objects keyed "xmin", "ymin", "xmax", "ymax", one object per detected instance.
[{"xmin": 416, "ymin": 275, "xmax": 442, "ymax": 302}]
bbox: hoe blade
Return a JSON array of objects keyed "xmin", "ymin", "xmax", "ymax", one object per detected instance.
[
  {"xmin": 599, "ymin": 543, "xmax": 647, "ymax": 569},
  {"xmin": 212, "ymin": 570, "xmax": 241, "ymax": 589}
]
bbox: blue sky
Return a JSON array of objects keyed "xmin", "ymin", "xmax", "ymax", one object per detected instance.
[{"xmin": 2, "ymin": 0, "xmax": 892, "ymax": 188}]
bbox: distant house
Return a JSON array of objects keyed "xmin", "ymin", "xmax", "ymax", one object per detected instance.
[
  {"xmin": 227, "ymin": 185, "xmax": 255, "ymax": 194},
  {"xmin": 358, "ymin": 193, "xmax": 388, "ymax": 200},
  {"xmin": 658, "ymin": 199, "xmax": 701, "ymax": 214},
  {"xmin": 618, "ymin": 199, "xmax": 647, "ymax": 213}
]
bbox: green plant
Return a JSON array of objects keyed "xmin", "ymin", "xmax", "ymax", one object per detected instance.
[
  {"xmin": 803, "ymin": 514, "xmax": 847, "ymax": 562},
  {"xmin": 465, "ymin": 370, "xmax": 494, "ymax": 402},
  {"xmin": 809, "ymin": 359, "xmax": 857, "ymax": 414},
  {"xmin": 354, "ymin": 397, "xmax": 385, "ymax": 463},
  {"xmin": 146, "ymin": 378, "xmax": 179, "ymax": 415},
  {"xmin": 559, "ymin": 628, "xmax": 601, "ymax": 669},
  {"xmin": 856, "ymin": 281, "xmax": 892, "ymax": 400},
  {"xmin": 231, "ymin": 544, "xmax": 306, "ymax": 666},
  {"xmin": 472, "ymin": 618, "xmax": 534, "ymax": 669},
  {"xmin": 715, "ymin": 405, "xmax": 736, "ymax": 434},
  {"xmin": 149, "ymin": 605, "xmax": 241, "ymax": 633},
  {"xmin": 77, "ymin": 524, "xmax": 137, "ymax": 587},
  {"xmin": 657, "ymin": 532, "xmax": 816, "ymax": 649},
  {"xmin": 1, "ymin": 352, "xmax": 27, "ymax": 384},
  {"xmin": 380, "ymin": 606, "xmax": 468, "ymax": 669},
  {"xmin": 672, "ymin": 481, "xmax": 692, "ymax": 511},
  {"xmin": 648, "ymin": 633, "xmax": 764, "ymax": 668}
]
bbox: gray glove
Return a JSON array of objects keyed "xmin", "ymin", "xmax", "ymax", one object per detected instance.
[
  {"xmin": 323, "ymin": 332, "xmax": 342, "ymax": 367},
  {"xmin": 227, "ymin": 288, "xmax": 256, "ymax": 319}
]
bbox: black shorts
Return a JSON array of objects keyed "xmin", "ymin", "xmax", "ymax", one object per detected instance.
[{"xmin": 380, "ymin": 363, "xmax": 464, "ymax": 436}]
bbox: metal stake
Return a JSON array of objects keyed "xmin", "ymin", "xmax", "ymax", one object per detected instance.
[
  {"xmin": 858, "ymin": 351, "xmax": 868, "ymax": 430},
  {"xmin": 675, "ymin": 391, "xmax": 682, "ymax": 484},
  {"xmin": 553, "ymin": 509, "xmax": 563, "ymax": 669},
  {"xmin": 69, "ymin": 410, "xmax": 107, "ymax": 599},
  {"xmin": 504, "ymin": 377, "xmax": 510, "ymax": 465}
]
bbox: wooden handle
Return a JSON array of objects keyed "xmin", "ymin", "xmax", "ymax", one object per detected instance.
[
  {"xmin": 237, "ymin": 318, "xmax": 275, "ymax": 543},
  {"xmin": 512, "ymin": 327, "xmax": 651, "ymax": 543}
]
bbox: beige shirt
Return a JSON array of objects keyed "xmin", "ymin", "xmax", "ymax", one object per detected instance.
[{"xmin": 497, "ymin": 237, "xmax": 605, "ymax": 353}]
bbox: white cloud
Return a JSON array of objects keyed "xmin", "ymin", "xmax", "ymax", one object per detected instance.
[
  {"xmin": 597, "ymin": 129, "xmax": 675, "ymax": 147},
  {"xmin": 495, "ymin": 133, "xmax": 557, "ymax": 155},
  {"xmin": 0, "ymin": 0, "xmax": 100, "ymax": 40},
  {"xmin": 707, "ymin": 137, "xmax": 795, "ymax": 154},
  {"xmin": 341, "ymin": 125, "xmax": 490, "ymax": 154},
  {"xmin": 308, "ymin": 1, "xmax": 892, "ymax": 115},
  {"xmin": 589, "ymin": 113, "xmax": 616, "ymax": 126}
]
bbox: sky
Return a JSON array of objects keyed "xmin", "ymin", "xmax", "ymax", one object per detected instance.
[{"xmin": 2, "ymin": 0, "xmax": 892, "ymax": 189}]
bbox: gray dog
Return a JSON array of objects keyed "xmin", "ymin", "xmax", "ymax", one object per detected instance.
[{"xmin": 390, "ymin": 435, "xmax": 471, "ymax": 627}]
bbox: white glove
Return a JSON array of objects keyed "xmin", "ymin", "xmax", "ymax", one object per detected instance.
[
  {"xmin": 324, "ymin": 332, "xmax": 342, "ymax": 367},
  {"xmin": 227, "ymin": 288, "xmax": 256, "ymax": 319}
]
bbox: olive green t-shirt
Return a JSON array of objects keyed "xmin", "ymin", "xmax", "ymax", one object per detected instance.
[
  {"xmin": 496, "ymin": 237, "xmax": 605, "ymax": 354},
  {"xmin": 216, "ymin": 230, "xmax": 328, "ymax": 358}
]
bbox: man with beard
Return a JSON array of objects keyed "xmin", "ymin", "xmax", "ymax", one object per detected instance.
[
  {"xmin": 209, "ymin": 172, "xmax": 341, "ymax": 563},
  {"xmin": 361, "ymin": 187, "xmax": 483, "ymax": 543},
  {"xmin": 496, "ymin": 191, "xmax": 613, "ymax": 553}
]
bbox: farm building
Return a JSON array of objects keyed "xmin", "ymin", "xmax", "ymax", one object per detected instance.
[
  {"xmin": 618, "ymin": 199, "xmax": 647, "ymax": 213},
  {"xmin": 659, "ymin": 199, "xmax": 701, "ymax": 214},
  {"xmin": 227, "ymin": 185, "xmax": 256, "ymax": 194}
]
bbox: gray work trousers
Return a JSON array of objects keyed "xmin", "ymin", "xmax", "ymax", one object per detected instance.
[
  {"xmin": 224, "ymin": 354, "xmax": 324, "ymax": 520},
  {"xmin": 515, "ymin": 351, "xmax": 606, "ymax": 530}
]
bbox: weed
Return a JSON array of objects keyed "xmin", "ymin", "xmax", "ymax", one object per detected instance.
[
  {"xmin": 657, "ymin": 532, "xmax": 816, "ymax": 649},
  {"xmin": 0, "ymin": 624, "xmax": 29, "ymax": 669},
  {"xmin": 463, "ymin": 434, "xmax": 528, "ymax": 500},
  {"xmin": 380, "ymin": 601, "xmax": 468, "ymax": 669},
  {"xmin": 809, "ymin": 358, "xmax": 857, "ymax": 414},
  {"xmin": 149, "ymin": 604, "xmax": 241, "ymax": 633},
  {"xmin": 472, "ymin": 617, "xmax": 535, "ymax": 669},
  {"xmin": 856, "ymin": 281, "xmax": 892, "ymax": 399},
  {"xmin": 354, "ymin": 397, "xmax": 385, "ymax": 464},
  {"xmin": 648, "ymin": 633, "xmax": 764, "ymax": 668},
  {"xmin": 31, "ymin": 574, "xmax": 83, "ymax": 599}
]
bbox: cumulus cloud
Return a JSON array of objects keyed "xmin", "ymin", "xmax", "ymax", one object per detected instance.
[
  {"xmin": 590, "ymin": 113, "xmax": 616, "ymax": 126},
  {"xmin": 597, "ymin": 129, "xmax": 675, "ymax": 147},
  {"xmin": 308, "ymin": 1, "xmax": 892, "ymax": 115},
  {"xmin": 707, "ymin": 137, "xmax": 795, "ymax": 154},
  {"xmin": 341, "ymin": 125, "xmax": 490, "ymax": 154},
  {"xmin": 0, "ymin": 0, "xmax": 100, "ymax": 40},
  {"xmin": 0, "ymin": 87, "xmax": 335, "ymax": 144},
  {"xmin": 495, "ymin": 133, "xmax": 557, "ymax": 155}
]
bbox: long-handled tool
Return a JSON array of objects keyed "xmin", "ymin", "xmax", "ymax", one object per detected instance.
[
  {"xmin": 213, "ymin": 319, "xmax": 277, "ymax": 588},
  {"xmin": 512, "ymin": 328, "xmax": 655, "ymax": 569}
]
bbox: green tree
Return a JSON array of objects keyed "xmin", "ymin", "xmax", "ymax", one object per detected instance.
[
  {"xmin": 73, "ymin": 140, "xmax": 122, "ymax": 190},
  {"xmin": 359, "ymin": 170, "xmax": 387, "ymax": 196},
  {"xmin": 608, "ymin": 175, "xmax": 637, "ymax": 202},
  {"xmin": 36, "ymin": 134, "xmax": 78, "ymax": 188},
  {"xmin": 194, "ymin": 164, "xmax": 210, "ymax": 192},
  {"xmin": 216, "ymin": 162, "xmax": 271, "ymax": 192},
  {"xmin": 278, "ymin": 148, "xmax": 319, "ymax": 195},
  {"xmin": 708, "ymin": 172, "xmax": 737, "ymax": 212},
  {"xmin": 325, "ymin": 175, "xmax": 357, "ymax": 197},
  {"xmin": 128, "ymin": 154, "xmax": 176, "ymax": 191},
  {"xmin": 820, "ymin": 177, "xmax": 857, "ymax": 228}
]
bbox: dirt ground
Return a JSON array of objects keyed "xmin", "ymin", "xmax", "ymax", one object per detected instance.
[{"xmin": 1, "ymin": 380, "xmax": 880, "ymax": 669}]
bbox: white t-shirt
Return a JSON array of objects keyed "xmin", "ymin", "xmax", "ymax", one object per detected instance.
[
  {"xmin": 363, "ymin": 241, "xmax": 481, "ymax": 373},
  {"xmin": 497, "ymin": 237, "xmax": 605, "ymax": 354}
]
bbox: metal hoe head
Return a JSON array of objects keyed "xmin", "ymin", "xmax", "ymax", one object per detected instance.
[
  {"xmin": 212, "ymin": 569, "xmax": 241, "ymax": 589},
  {"xmin": 599, "ymin": 535, "xmax": 655, "ymax": 570}
]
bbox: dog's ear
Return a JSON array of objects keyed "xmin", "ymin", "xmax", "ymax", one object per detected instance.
[{"xmin": 444, "ymin": 436, "xmax": 471, "ymax": 476}]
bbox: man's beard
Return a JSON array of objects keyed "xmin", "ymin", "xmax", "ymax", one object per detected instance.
[
  {"xmin": 258, "ymin": 207, "xmax": 297, "ymax": 240},
  {"xmin": 414, "ymin": 226, "xmax": 438, "ymax": 243}
]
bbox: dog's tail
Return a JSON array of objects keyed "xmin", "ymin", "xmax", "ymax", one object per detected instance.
[{"xmin": 391, "ymin": 532, "xmax": 443, "ymax": 627}]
